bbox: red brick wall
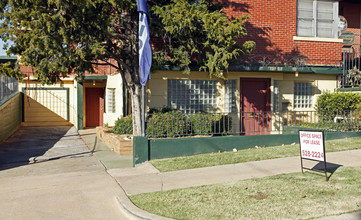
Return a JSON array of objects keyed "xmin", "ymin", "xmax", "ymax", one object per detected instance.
[
  {"xmin": 222, "ymin": 0, "xmax": 344, "ymax": 63},
  {"xmin": 21, "ymin": 59, "xmax": 118, "ymax": 77}
]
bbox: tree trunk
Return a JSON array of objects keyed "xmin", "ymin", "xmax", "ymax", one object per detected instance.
[{"xmin": 130, "ymin": 83, "xmax": 142, "ymax": 136}]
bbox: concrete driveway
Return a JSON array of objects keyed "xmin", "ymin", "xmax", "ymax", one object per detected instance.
[
  {"xmin": 0, "ymin": 126, "xmax": 91, "ymax": 168},
  {"xmin": 0, "ymin": 126, "xmax": 129, "ymax": 220}
]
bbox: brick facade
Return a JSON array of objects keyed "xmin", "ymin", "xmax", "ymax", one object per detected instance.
[{"xmin": 223, "ymin": 0, "xmax": 347, "ymax": 63}]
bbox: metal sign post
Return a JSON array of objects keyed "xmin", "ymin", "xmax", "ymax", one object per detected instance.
[{"xmin": 299, "ymin": 130, "xmax": 328, "ymax": 181}]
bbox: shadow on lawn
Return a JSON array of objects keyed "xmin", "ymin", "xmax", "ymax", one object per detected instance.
[{"xmin": 311, "ymin": 162, "xmax": 343, "ymax": 180}]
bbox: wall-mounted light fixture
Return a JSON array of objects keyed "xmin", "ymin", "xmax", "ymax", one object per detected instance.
[
  {"xmin": 295, "ymin": 71, "xmax": 299, "ymax": 77},
  {"xmin": 93, "ymin": 80, "xmax": 96, "ymax": 86}
]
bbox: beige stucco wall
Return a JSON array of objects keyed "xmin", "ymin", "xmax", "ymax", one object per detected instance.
[
  {"xmin": 104, "ymin": 73, "xmax": 123, "ymax": 127},
  {"xmin": 148, "ymin": 70, "xmax": 339, "ymax": 134},
  {"xmin": 19, "ymin": 78, "xmax": 77, "ymax": 126},
  {"xmin": 279, "ymin": 73, "xmax": 338, "ymax": 112},
  {"xmin": 148, "ymin": 70, "xmax": 338, "ymax": 111},
  {"xmin": 20, "ymin": 74, "xmax": 124, "ymax": 129}
]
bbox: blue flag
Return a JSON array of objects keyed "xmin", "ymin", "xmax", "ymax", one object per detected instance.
[{"xmin": 137, "ymin": 0, "xmax": 152, "ymax": 86}]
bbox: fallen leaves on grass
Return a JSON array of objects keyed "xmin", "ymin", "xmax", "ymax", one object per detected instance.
[{"xmin": 248, "ymin": 191, "xmax": 268, "ymax": 200}]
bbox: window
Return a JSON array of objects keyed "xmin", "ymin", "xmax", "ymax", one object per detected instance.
[
  {"xmin": 224, "ymin": 80, "xmax": 236, "ymax": 113},
  {"xmin": 297, "ymin": 0, "xmax": 338, "ymax": 38},
  {"xmin": 168, "ymin": 80, "xmax": 218, "ymax": 114},
  {"xmin": 273, "ymin": 80, "xmax": 279, "ymax": 112},
  {"xmin": 107, "ymin": 88, "xmax": 116, "ymax": 113},
  {"xmin": 294, "ymin": 82, "xmax": 313, "ymax": 108},
  {"xmin": 0, "ymin": 74, "xmax": 18, "ymax": 103}
]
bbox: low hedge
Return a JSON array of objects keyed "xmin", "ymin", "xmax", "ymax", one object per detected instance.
[
  {"xmin": 112, "ymin": 108, "xmax": 232, "ymax": 138},
  {"xmin": 113, "ymin": 115, "xmax": 133, "ymax": 135},
  {"xmin": 146, "ymin": 111, "xmax": 232, "ymax": 138},
  {"xmin": 316, "ymin": 91, "xmax": 361, "ymax": 112},
  {"xmin": 146, "ymin": 110, "xmax": 188, "ymax": 137}
]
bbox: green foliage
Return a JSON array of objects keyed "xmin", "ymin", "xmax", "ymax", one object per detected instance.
[
  {"xmin": 151, "ymin": 0, "xmax": 255, "ymax": 77},
  {"xmin": 0, "ymin": 0, "xmax": 145, "ymax": 135},
  {"xmin": 315, "ymin": 91, "xmax": 361, "ymax": 112},
  {"xmin": 113, "ymin": 115, "xmax": 133, "ymax": 135},
  {"xmin": 148, "ymin": 106, "xmax": 175, "ymax": 114},
  {"xmin": 190, "ymin": 113, "xmax": 231, "ymax": 135},
  {"xmin": 0, "ymin": 0, "xmax": 138, "ymax": 84},
  {"xmin": 0, "ymin": 0, "xmax": 254, "ymax": 136},
  {"xmin": 146, "ymin": 110, "xmax": 188, "ymax": 138},
  {"xmin": 0, "ymin": 61, "xmax": 23, "ymax": 80},
  {"xmin": 146, "ymin": 111, "xmax": 231, "ymax": 138}
]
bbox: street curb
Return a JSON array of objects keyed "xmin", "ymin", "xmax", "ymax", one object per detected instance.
[{"xmin": 115, "ymin": 192, "xmax": 173, "ymax": 220}]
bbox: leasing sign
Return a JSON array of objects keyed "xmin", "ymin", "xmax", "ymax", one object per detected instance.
[
  {"xmin": 299, "ymin": 130, "xmax": 325, "ymax": 161},
  {"xmin": 299, "ymin": 130, "xmax": 328, "ymax": 181}
]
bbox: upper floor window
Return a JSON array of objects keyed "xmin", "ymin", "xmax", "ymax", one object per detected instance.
[{"xmin": 297, "ymin": 0, "xmax": 339, "ymax": 38}]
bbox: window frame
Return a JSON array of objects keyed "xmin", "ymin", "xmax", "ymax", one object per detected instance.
[
  {"xmin": 167, "ymin": 79, "xmax": 218, "ymax": 114},
  {"xmin": 224, "ymin": 80, "xmax": 236, "ymax": 113},
  {"xmin": 296, "ymin": 0, "xmax": 339, "ymax": 39},
  {"xmin": 294, "ymin": 82, "xmax": 314, "ymax": 109},
  {"xmin": 107, "ymin": 88, "xmax": 116, "ymax": 113}
]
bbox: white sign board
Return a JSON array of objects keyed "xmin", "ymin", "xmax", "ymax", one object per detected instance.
[{"xmin": 299, "ymin": 130, "xmax": 325, "ymax": 162}]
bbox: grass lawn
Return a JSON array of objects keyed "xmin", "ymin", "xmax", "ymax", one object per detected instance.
[
  {"xmin": 150, "ymin": 137, "xmax": 361, "ymax": 172},
  {"xmin": 130, "ymin": 166, "xmax": 361, "ymax": 220}
]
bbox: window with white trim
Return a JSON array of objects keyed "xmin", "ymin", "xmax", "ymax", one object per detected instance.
[
  {"xmin": 107, "ymin": 88, "xmax": 116, "ymax": 113},
  {"xmin": 168, "ymin": 80, "xmax": 218, "ymax": 114},
  {"xmin": 297, "ymin": 0, "xmax": 339, "ymax": 38},
  {"xmin": 224, "ymin": 80, "xmax": 236, "ymax": 113},
  {"xmin": 294, "ymin": 82, "xmax": 313, "ymax": 108}
]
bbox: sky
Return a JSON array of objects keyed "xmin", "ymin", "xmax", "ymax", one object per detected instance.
[
  {"xmin": 0, "ymin": 40, "xmax": 6, "ymax": 55},
  {"xmin": 0, "ymin": 39, "xmax": 13, "ymax": 56}
]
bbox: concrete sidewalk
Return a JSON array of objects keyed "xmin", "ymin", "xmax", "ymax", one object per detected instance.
[
  {"xmin": 0, "ymin": 126, "xmax": 130, "ymax": 220},
  {"xmin": 79, "ymin": 130, "xmax": 361, "ymax": 220},
  {"xmin": 110, "ymin": 149, "xmax": 361, "ymax": 195}
]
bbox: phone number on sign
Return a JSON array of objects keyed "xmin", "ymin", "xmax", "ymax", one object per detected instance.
[{"xmin": 302, "ymin": 150, "xmax": 324, "ymax": 159}]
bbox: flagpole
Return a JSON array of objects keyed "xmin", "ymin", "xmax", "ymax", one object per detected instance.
[
  {"xmin": 138, "ymin": 0, "xmax": 151, "ymax": 137},
  {"xmin": 142, "ymin": 84, "xmax": 145, "ymax": 136}
]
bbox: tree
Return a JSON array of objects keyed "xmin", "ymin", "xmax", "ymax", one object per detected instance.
[
  {"xmin": 0, "ymin": 0, "xmax": 145, "ymax": 135},
  {"xmin": 0, "ymin": 0, "xmax": 254, "ymax": 136},
  {"xmin": 151, "ymin": 0, "xmax": 255, "ymax": 77}
]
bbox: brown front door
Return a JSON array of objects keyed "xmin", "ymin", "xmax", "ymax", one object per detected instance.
[
  {"xmin": 86, "ymin": 88, "xmax": 104, "ymax": 127},
  {"xmin": 240, "ymin": 78, "xmax": 271, "ymax": 135}
]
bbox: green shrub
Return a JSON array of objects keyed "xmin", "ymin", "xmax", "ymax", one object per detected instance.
[
  {"xmin": 316, "ymin": 91, "xmax": 361, "ymax": 112},
  {"xmin": 146, "ymin": 110, "xmax": 188, "ymax": 138},
  {"xmin": 113, "ymin": 115, "xmax": 133, "ymax": 135},
  {"xmin": 315, "ymin": 91, "xmax": 361, "ymax": 124},
  {"xmin": 190, "ymin": 113, "xmax": 231, "ymax": 135},
  {"xmin": 146, "ymin": 110, "xmax": 232, "ymax": 137},
  {"xmin": 148, "ymin": 106, "xmax": 174, "ymax": 114}
]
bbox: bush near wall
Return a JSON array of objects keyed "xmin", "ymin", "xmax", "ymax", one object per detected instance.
[
  {"xmin": 146, "ymin": 108, "xmax": 231, "ymax": 138},
  {"xmin": 113, "ymin": 107, "xmax": 232, "ymax": 137},
  {"xmin": 113, "ymin": 115, "xmax": 133, "ymax": 135},
  {"xmin": 316, "ymin": 91, "xmax": 361, "ymax": 112},
  {"xmin": 146, "ymin": 110, "xmax": 188, "ymax": 137},
  {"xmin": 315, "ymin": 92, "xmax": 361, "ymax": 123},
  {"xmin": 190, "ymin": 113, "xmax": 231, "ymax": 135}
]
